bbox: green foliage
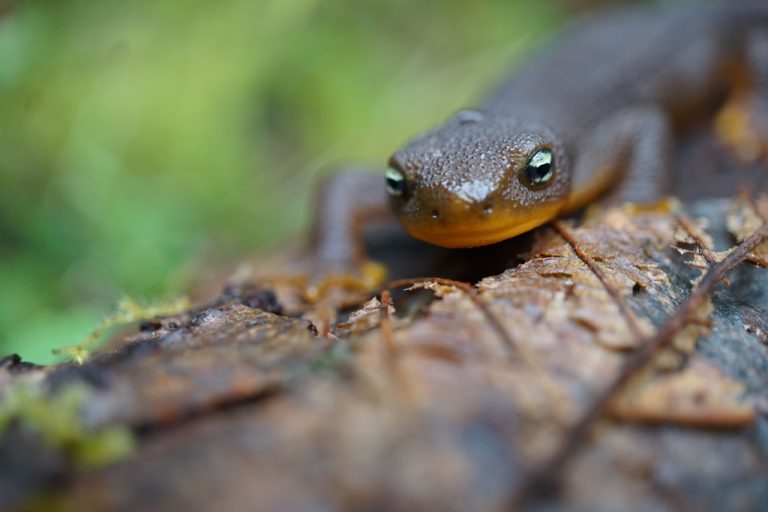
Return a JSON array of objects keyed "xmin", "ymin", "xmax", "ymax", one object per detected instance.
[
  {"xmin": 0, "ymin": 0, "xmax": 561, "ymax": 362},
  {"xmin": 0, "ymin": 382, "xmax": 134, "ymax": 467}
]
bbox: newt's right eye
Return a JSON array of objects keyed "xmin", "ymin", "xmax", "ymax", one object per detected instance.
[{"xmin": 385, "ymin": 166, "xmax": 407, "ymax": 197}]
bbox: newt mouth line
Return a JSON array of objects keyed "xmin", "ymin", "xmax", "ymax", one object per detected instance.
[
  {"xmin": 399, "ymin": 200, "xmax": 567, "ymax": 248},
  {"xmin": 403, "ymin": 214, "xmax": 556, "ymax": 248}
]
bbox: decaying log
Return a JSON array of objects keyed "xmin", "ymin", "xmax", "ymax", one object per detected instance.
[{"xmin": 1, "ymin": 187, "xmax": 767, "ymax": 511}]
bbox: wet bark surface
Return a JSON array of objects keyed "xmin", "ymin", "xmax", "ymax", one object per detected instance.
[{"xmin": 1, "ymin": 135, "xmax": 768, "ymax": 512}]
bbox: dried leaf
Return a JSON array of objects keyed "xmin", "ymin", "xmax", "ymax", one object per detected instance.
[
  {"xmin": 727, "ymin": 192, "xmax": 768, "ymax": 261},
  {"xmin": 611, "ymin": 359, "xmax": 755, "ymax": 427}
]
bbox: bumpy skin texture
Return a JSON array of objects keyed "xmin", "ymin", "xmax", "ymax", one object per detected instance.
[
  {"xmin": 312, "ymin": 2, "xmax": 768, "ymax": 260},
  {"xmin": 389, "ymin": 114, "xmax": 570, "ymax": 247}
]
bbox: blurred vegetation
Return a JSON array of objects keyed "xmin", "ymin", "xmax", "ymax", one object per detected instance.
[
  {"xmin": 0, "ymin": 0, "xmax": 565, "ymax": 363},
  {"xmin": 0, "ymin": 381, "xmax": 134, "ymax": 467}
]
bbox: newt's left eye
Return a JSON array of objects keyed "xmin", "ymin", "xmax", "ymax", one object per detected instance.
[
  {"xmin": 385, "ymin": 166, "xmax": 407, "ymax": 197},
  {"xmin": 521, "ymin": 148, "xmax": 554, "ymax": 190}
]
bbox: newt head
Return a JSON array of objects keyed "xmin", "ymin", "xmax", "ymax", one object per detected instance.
[{"xmin": 386, "ymin": 110, "xmax": 571, "ymax": 248}]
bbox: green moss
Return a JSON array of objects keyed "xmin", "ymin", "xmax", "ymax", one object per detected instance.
[
  {"xmin": 0, "ymin": 382, "xmax": 134, "ymax": 468},
  {"xmin": 53, "ymin": 295, "xmax": 190, "ymax": 363}
]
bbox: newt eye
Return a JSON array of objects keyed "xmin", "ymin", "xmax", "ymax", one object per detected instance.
[
  {"xmin": 385, "ymin": 166, "xmax": 407, "ymax": 197},
  {"xmin": 521, "ymin": 148, "xmax": 554, "ymax": 190}
]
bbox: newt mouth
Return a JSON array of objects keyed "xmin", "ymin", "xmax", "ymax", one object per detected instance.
[{"xmin": 400, "ymin": 201, "xmax": 565, "ymax": 248}]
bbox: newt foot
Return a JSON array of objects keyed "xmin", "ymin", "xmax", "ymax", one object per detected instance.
[{"xmin": 715, "ymin": 92, "xmax": 768, "ymax": 164}]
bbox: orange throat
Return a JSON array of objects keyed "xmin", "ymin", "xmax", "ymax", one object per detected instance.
[{"xmin": 402, "ymin": 200, "xmax": 566, "ymax": 248}]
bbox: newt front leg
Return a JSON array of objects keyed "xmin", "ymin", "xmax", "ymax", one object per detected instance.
[
  {"xmin": 570, "ymin": 105, "xmax": 673, "ymax": 208},
  {"xmin": 306, "ymin": 169, "xmax": 392, "ymax": 303}
]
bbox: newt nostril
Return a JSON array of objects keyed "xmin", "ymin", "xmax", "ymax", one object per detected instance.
[
  {"xmin": 431, "ymin": 209, "xmax": 439, "ymax": 220},
  {"xmin": 483, "ymin": 203, "xmax": 494, "ymax": 214}
]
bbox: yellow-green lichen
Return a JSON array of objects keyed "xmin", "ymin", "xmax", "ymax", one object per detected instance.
[
  {"xmin": 53, "ymin": 296, "xmax": 190, "ymax": 364},
  {"xmin": 0, "ymin": 382, "xmax": 134, "ymax": 468}
]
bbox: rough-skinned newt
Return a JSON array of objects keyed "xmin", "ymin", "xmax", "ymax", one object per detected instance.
[{"xmin": 310, "ymin": 2, "xmax": 768, "ymax": 272}]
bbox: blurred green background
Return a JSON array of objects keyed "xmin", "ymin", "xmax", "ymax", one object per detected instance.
[{"xmin": 0, "ymin": 0, "xmax": 576, "ymax": 363}]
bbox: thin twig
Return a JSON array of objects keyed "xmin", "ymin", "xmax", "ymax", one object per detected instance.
[
  {"xmin": 746, "ymin": 254, "xmax": 768, "ymax": 268},
  {"xmin": 675, "ymin": 215, "xmax": 720, "ymax": 266},
  {"xmin": 510, "ymin": 219, "xmax": 768, "ymax": 509},
  {"xmin": 384, "ymin": 276, "xmax": 518, "ymax": 358},
  {"xmin": 552, "ymin": 221, "xmax": 644, "ymax": 341}
]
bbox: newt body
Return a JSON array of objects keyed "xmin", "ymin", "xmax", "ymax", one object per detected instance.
[{"xmin": 312, "ymin": 2, "xmax": 768, "ymax": 267}]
